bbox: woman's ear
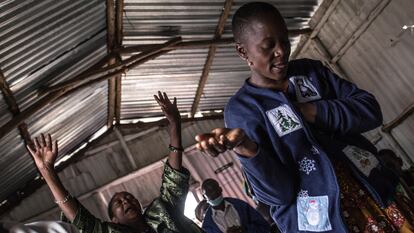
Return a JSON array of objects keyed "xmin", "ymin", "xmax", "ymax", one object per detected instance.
[
  {"xmin": 235, "ymin": 43, "xmax": 248, "ymax": 61},
  {"xmin": 236, "ymin": 43, "xmax": 253, "ymax": 66}
]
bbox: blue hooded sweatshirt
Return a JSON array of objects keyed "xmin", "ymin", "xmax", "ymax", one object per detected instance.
[{"xmin": 224, "ymin": 59, "xmax": 398, "ymax": 233}]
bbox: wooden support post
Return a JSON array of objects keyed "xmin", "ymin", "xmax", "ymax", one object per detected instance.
[
  {"xmin": 114, "ymin": 127, "xmax": 137, "ymax": 169},
  {"xmin": 0, "ymin": 69, "xmax": 33, "ymax": 147},
  {"xmin": 107, "ymin": 0, "xmax": 117, "ymax": 128},
  {"xmin": 191, "ymin": 0, "xmax": 234, "ymax": 116},
  {"xmin": 115, "ymin": 0, "xmax": 124, "ymax": 124}
]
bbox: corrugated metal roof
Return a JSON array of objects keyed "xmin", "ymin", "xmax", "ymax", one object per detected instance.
[
  {"xmin": 296, "ymin": 0, "xmax": 414, "ymax": 160},
  {"xmin": 0, "ymin": 0, "xmax": 107, "ymax": 110},
  {"xmin": 121, "ymin": 48, "xmax": 207, "ymax": 119},
  {"xmin": 0, "ymin": 0, "xmax": 108, "ymax": 204}
]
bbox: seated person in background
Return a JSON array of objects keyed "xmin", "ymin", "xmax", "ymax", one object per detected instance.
[
  {"xmin": 378, "ymin": 149, "xmax": 414, "ymax": 189},
  {"xmin": 195, "ymin": 200, "xmax": 209, "ymax": 224},
  {"xmin": 27, "ymin": 92, "xmax": 203, "ymax": 233},
  {"xmin": 201, "ymin": 178, "xmax": 269, "ymax": 233}
]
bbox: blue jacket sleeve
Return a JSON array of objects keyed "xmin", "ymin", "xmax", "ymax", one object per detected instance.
[
  {"xmin": 312, "ymin": 61, "xmax": 383, "ymax": 135},
  {"xmin": 224, "ymin": 101, "xmax": 296, "ymax": 206},
  {"xmin": 202, "ymin": 208, "xmax": 222, "ymax": 233}
]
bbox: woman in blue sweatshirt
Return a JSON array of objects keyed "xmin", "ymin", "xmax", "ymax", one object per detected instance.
[{"xmin": 195, "ymin": 2, "xmax": 413, "ymax": 233}]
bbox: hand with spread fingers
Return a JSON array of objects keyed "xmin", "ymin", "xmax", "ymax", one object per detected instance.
[
  {"xmin": 195, "ymin": 128, "xmax": 258, "ymax": 158},
  {"xmin": 27, "ymin": 133, "xmax": 58, "ymax": 172},
  {"xmin": 154, "ymin": 91, "xmax": 180, "ymax": 126},
  {"xmin": 26, "ymin": 133, "xmax": 78, "ymax": 221},
  {"xmin": 154, "ymin": 91, "xmax": 183, "ymax": 170}
]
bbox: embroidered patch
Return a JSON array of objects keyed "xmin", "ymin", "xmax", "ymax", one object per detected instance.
[
  {"xmin": 290, "ymin": 76, "xmax": 321, "ymax": 103},
  {"xmin": 297, "ymin": 195, "xmax": 332, "ymax": 232},
  {"xmin": 299, "ymin": 157, "xmax": 317, "ymax": 175},
  {"xmin": 266, "ymin": 104, "xmax": 302, "ymax": 137},
  {"xmin": 343, "ymin": 146, "xmax": 379, "ymax": 177}
]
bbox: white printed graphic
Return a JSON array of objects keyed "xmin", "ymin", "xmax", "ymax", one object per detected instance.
[
  {"xmin": 290, "ymin": 76, "xmax": 321, "ymax": 103},
  {"xmin": 266, "ymin": 104, "xmax": 302, "ymax": 137},
  {"xmin": 343, "ymin": 146, "xmax": 379, "ymax": 177},
  {"xmin": 297, "ymin": 195, "xmax": 332, "ymax": 232},
  {"xmin": 299, "ymin": 157, "xmax": 317, "ymax": 175}
]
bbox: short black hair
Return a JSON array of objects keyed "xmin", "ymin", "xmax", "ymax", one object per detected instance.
[
  {"xmin": 201, "ymin": 178, "xmax": 219, "ymax": 191},
  {"xmin": 232, "ymin": 2, "xmax": 285, "ymax": 43}
]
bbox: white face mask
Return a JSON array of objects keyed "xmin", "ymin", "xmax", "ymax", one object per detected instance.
[{"xmin": 207, "ymin": 195, "xmax": 224, "ymax": 207}]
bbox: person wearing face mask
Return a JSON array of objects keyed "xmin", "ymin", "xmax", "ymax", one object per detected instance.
[{"xmin": 201, "ymin": 179, "xmax": 270, "ymax": 233}]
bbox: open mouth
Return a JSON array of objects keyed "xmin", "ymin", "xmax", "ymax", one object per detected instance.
[
  {"xmin": 125, "ymin": 206, "xmax": 136, "ymax": 214},
  {"xmin": 271, "ymin": 62, "xmax": 287, "ymax": 72}
]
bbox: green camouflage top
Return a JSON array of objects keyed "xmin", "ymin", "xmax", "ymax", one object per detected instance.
[{"xmin": 68, "ymin": 162, "xmax": 203, "ymax": 233}]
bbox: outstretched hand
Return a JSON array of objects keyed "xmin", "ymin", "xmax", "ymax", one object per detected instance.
[
  {"xmin": 154, "ymin": 91, "xmax": 180, "ymax": 126},
  {"xmin": 195, "ymin": 128, "xmax": 257, "ymax": 157},
  {"xmin": 27, "ymin": 133, "xmax": 58, "ymax": 172}
]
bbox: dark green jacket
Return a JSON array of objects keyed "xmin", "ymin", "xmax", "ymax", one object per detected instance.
[{"xmin": 68, "ymin": 162, "xmax": 203, "ymax": 233}]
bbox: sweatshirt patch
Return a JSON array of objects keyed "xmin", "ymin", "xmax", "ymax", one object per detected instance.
[
  {"xmin": 290, "ymin": 76, "xmax": 321, "ymax": 103},
  {"xmin": 266, "ymin": 104, "xmax": 302, "ymax": 137}
]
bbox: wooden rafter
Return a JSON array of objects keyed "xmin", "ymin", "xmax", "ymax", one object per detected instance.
[
  {"xmin": 382, "ymin": 103, "xmax": 414, "ymax": 133},
  {"xmin": 119, "ymin": 29, "xmax": 312, "ymax": 54},
  {"xmin": 107, "ymin": 0, "xmax": 117, "ymax": 128},
  {"xmin": 115, "ymin": 0, "xmax": 124, "ymax": 124},
  {"xmin": 191, "ymin": 0, "xmax": 234, "ymax": 116},
  {"xmin": 0, "ymin": 69, "xmax": 32, "ymax": 147},
  {"xmin": 0, "ymin": 37, "xmax": 182, "ymax": 141},
  {"xmin": 46, "ymin": 37, "xmax": 181, "ymax": 94}
]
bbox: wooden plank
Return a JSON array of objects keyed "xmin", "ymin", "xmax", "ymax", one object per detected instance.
[
  {"xmin": 46, "ymin": 37, "xmax": 181, "ymax": 94},
  {"xmin": 382, "ymin": 103, "xmax": 414, "ymax": 133},
  {"xmin": 119, "ymin": 29, "xmax": 311, "ymax": 54},
  {"xmin": 0, "ymin": 69, "xmax": 33, "ymax": 147},
  {"xmin": 191, "ymin": 0, "xmax": 234, "ymax": 116},
  {"xmin": 107, "ymin": 0, "xmax": 117, "ymax": 128},
  {"xmin": 0, "ymin": 37, "xmax": 181, "ymax": 141},
  {"xmin": 114, "ymin": 0, "xmax": 124, "ymax": 124}
]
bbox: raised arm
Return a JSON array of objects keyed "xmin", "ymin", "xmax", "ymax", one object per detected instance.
[
  {"xmin": 154, "ymin": 91, "xmax": 182, "ymax": 170},
  {"xmin": 27, "ymin": 134, "xmax": 78, "ymax": 221},
  {"xmin": 153, "ymin": 92, "xmax": 190, "ymax": 210}
]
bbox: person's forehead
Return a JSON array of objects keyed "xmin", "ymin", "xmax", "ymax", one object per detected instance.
[
  {"xmin": 113, "ymin": 191, "xmax": 132, "ymax": 199},
  {"xmin": 246, "ymin": 15, "xmax": 286, "ymax": 38}
]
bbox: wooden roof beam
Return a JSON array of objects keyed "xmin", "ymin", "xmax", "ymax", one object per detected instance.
[
  {"xmin": 107, "ymin": 0, "xmax": 117, "ymax": 128},
  {"xmin": 191, "ymin": 0, "xmax": 234, "ymax": 117},
  {"xmin": 0, "ymin": 37, "xmax": 182, "ymax": 141},
  {"xmin": 119, "ymin": 28, "xmax": 312, "ymax": 54},
  {"xmin": 114, "ymin": 0, "xmax": 124, "ymax": 125},
  {"xmin": 0, "ymin": 69, "xmax": 32, "ymax": 147}
]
